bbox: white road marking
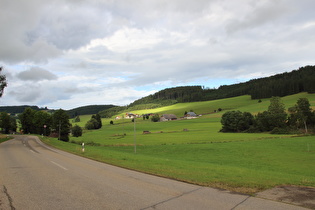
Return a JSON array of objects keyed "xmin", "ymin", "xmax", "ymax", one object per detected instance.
[{"xmin": 50, "ymin": 161, "xmax": 68, "ymax": 171}]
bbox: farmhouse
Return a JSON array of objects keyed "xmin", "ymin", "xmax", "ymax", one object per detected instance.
[
  {"xmin": 160, "ymin": 114, "xmax": 177, "ymax": 121},
  {"xmin": 125, "ymin": 113, "xmax": 137, "ymax": 119},
  {"xmin": 186, "ymin": 112, "xmax": 197, "ymax": 117},
  {"xmin": 185, "ymin": 111, "xmax": 198, "ymax": 119}
]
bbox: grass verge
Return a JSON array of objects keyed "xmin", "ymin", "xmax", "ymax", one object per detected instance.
[
  {"xmin": 41, "ymin": 135, "xmax": 315, "ymax": 194},
  {"xmin": 0, "ymin": 134, "xmax": 12, "ymax": 144}
]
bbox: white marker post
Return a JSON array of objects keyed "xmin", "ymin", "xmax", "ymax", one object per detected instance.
[{"xmin": 82, "ymin": 142, "xmax": 85, "ymax": 152}]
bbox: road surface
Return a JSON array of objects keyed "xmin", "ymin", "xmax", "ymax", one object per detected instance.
[{"xmin": 0, "ymin": 136, "xmax": 306, "ymax": 209}]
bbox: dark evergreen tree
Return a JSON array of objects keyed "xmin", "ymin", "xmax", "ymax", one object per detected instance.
[
  {"xmin": 0, "ymin": 112, "xmax": 11, "ymax": 134},
  {"xmin": 74, "ymin": 116, "xmax": 81, "ymax": 122},
  {"xmin": 95, "ymin": 114, "xmax": 102, "ymax": 129},
  {"xmin": 52, "ymin": 109, "xmax": 71, "ymax": 141},
  {"xmin": 86, "ymin": 114, "xmax": 102, "ymax": 130}
]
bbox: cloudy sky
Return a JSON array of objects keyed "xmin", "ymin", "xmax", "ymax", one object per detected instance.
[{"xmin": 1, "ymin": 0, "xmax": 315, "ymax": 110}]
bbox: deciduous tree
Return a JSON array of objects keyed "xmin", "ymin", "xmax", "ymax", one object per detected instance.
[
  {"xmin": 0, "ymin": 67, "xmax": 7, "ymax": 98},
  {"xmin": 33, "ymin": 111, "xmax": 52, "ymax": 136},
  {"xmin": 220, "ymin": 111, "xmax": 254, "ymax": 132},
  {"xmin": 267, "ymin": 97, "xmax": 287, "ymax": 129},
  {"xmin": 289, "ymin": 98, "xmax": 314, "ymax": 133},
  {"xmin": 19, "ymin": 107, "xmax": 36, "ymax": 134}
]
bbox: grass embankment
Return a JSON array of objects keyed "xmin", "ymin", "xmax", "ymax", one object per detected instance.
[
  {"xmin": 0, "ymin": 134, "xmax": 12, "ymax": 144},
  {"xmin": 42, "ymin": 93, "xmax": 315, "ymax": 194}
]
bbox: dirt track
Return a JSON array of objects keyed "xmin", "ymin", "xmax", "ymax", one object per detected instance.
[{"xmin": 256, "ymin": 185, "xmax": 315, "ymax": 209}]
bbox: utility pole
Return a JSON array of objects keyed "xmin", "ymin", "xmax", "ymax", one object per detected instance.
[{"xmin": 58, "ymin": 121, "xmax": 61, "ymax": 140}]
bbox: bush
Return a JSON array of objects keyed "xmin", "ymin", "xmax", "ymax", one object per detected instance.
[
  {"xmin": 220, "ymin": 111, "xmax": 254, "ymax": 132},
  {"xmin": 270, "ymin": 127, "xmax": 291, "ymax": 134},
  {"xmin": 151, "ymin": 114, "xmax": 160, "ymax": 122},
  {"xmin": 59, "ymin": 135, "xmax": 69, "ymax": 142},
  {"xmin": 245, "ymin": 126, "xmax": 261, "ymax": 133},
  {"xmin": 72, "ymin": 125, "xmax": 82, "ymax": 137}
]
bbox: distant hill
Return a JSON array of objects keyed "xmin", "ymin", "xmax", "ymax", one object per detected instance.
[
  {"xmin": 0, "ymin": 105, "xmax": 45, "ymax": 114},
  {"xmin": 0, "ymin": 104, "xmax": 117, "ymax": 117},
  {"xmin": 66, "ymin": 105, "xmax": 117, "ymax": 118},
  {"xmin": 129, "ymin": 65, "xmax": 315, "ymax": 108}
]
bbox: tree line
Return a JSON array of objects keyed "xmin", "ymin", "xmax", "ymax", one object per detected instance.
[
  {"xmin": 0, "ymin": 107, "xmax": 73, "ymax": 141},
  {"xmin": 220, "ymin": 97, "xmax": 315, "ymax": 134},
  {"xmin": 0, "ymin": 106, "xmax": 48, "ymax": 114},
  {"xmin": 18, "ymin": 108, "xmax": 72, "ymax": 141},
  {"xmin": 0, "ymin": 107, "xmax": 106, "ymax": 140}
]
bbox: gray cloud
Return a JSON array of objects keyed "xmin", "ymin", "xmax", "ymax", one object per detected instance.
[
  {"xmin": 17, "ymin": 67, "xmax": 58, "ymax": 81},
  {"xmin": 0, "ymin": 0, "xmax": 62, "ymax": 63},
  {"xmin": 9, "ymin": 84, "xmax": 41, "ymax": 103},
  {"xmin": 1, "ymin": 0, "xmax": 315, "ymax": 109},
  {"xmin": 226, "ymin": 1, "xmax": 291, "ymax": 34}
]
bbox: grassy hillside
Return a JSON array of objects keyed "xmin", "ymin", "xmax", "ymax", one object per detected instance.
[
  {"xmin": 114, "ymin": 92, "xmax": 315, "ymax": 119},
  {"xmin": 69, "ymin": 93, "xmax": 314, "ymax": 145},
  {"xmin": 42, "ymin": 93, "xmax": 315, "ymax": 194}
]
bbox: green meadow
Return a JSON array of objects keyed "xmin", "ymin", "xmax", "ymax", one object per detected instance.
[{"xmin": 42, "ymin": 93, "xmax": 315, "ymax": 194}]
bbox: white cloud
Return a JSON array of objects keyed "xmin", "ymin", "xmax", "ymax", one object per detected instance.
[{"xmin": 87, "ymin": 27, "xmax": 164, "ymax": 53}]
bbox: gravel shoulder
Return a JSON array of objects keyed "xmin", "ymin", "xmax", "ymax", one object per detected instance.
[{"xmin": 256, "ymin": 185, "xmax": 315, "ymax": 209}]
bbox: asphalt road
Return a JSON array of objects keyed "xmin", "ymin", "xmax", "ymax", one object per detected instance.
[{"xmin": 0, "ymin": 136, "xmax": 306, "ymax": 210}]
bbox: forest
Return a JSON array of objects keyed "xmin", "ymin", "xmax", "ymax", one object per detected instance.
[{"xmin": 66, "ymin": 105, "xmax": 116, "ymax": 118}]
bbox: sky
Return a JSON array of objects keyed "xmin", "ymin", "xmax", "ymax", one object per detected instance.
[{"xmin": 1, "ymin": 0, "xmax": 315, "ymax": 110}]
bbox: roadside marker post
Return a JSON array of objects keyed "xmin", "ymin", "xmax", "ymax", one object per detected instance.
[
  {"xmin": 134, "ymin": 117, "xmax": 136, "ymax": 154},
  {"xmin": 82, "ymin": 142, "xmax": 85, "ymax": 152}
]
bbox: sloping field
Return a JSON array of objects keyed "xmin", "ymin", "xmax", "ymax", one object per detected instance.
[
  {"xmin": 71, "ymin": 92, "xmax": 315, "ymax": 145},
  {"xmin": 43, "ymin": 93, "xmax": 315, "ymax": 193}
]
